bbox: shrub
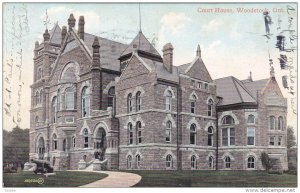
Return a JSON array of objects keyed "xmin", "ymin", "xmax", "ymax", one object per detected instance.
[{"xmin": 260, "ymin": 152, "xmax": 273, "ymax": 172}]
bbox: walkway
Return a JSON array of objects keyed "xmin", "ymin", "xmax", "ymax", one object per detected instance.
[{"xmin": 69, "ymin": 170, "xmax": 142, "ymax": 188}]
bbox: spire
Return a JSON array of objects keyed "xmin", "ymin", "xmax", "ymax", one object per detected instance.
[
  {"xmin": 78, "ymin": 16, "xmax": 85, "ymax": 40},
  {"xmin": 43, "ymin": 29, "xmax": 50, "ymax": 42},
  {"xmin": 248, "ymin": 71, "xmax": 253, "ymax": 81},
  {"xmin": 196, "ymin": 44, "xmax": 201, "ymax": 57},
  {"xmin": 270, "ymin": 66, "xmax": 275, "ymax": 77},
  {"xmin": 61, "ymin": 26, "xmax": 67, "ymax": 45},
  {"xmin": 139, "ymin": 3, "xmax": 142, "ymax": 32},
  {"xmin": 68, "ymin": 13, "xmax": 76, "ymax": 30},
  {"xmin": 92, "ymin": 37, "xmax": 100, "ymax": 68}
]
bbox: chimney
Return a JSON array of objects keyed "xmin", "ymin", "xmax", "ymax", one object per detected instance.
[
  {"xmin": 78, "ymin": 16, "xmax": 85, "ymax": 40},
  {"xmin": 196, "ymin": 44, "xmax": 201, "ymax": 57},
  {"xmin": 92, "ymin": 37, "xmax": 100, "ymax": 68},
  {"xmin": 43, "ymin": 29, "xmax": 50, "ymax": 42},
  {"xmin": 68, "ymin": 13, "xmax": 76, "ymax": 30},
  {"xmin": 162, "ymin": 43, "xmax": 173, "ymax": 73},
  {"xmin": 248, "ymin": 71, "xmax": 253, "ymax": 81},
  {"xmin": 34, "ymin": 41, "xmax": 39, "ymax": 58},
  {"xmin": 270, "ymin": 66, "xmax": 275, "ymax": 78},
  {"xmin": 61, "ymin": 26, "xmax": 67, "ymax": 45}
]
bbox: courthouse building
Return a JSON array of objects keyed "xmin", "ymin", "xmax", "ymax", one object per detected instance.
[{"xmin": 29, "ymin": 14, "xmax": 288, "ymax": 171}]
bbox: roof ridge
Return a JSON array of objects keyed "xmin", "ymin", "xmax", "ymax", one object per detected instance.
[
  {"xmin": 233, "ymin": 77, "xmax": 257, "ymax": 102},
  {"xmin": 232, "ymin": 77, "xmax": 244, "ymax": 103}
]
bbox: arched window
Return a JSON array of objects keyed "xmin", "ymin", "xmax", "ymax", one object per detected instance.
[
  {"xmin": 82, "ymin": 87, "xmax": 90, "ymax": 117},
  {"xmin": 225, "ymin": 156, "xmax": 231, "ymax": 169},
  {"xmin": 51, "ymin": 96, "xmax": 57, "ymax": 123},
  {"xmin": 222, "ymin": 116, "xmax": 235, "ymax": 146},
  {"xmin": 37, "ymin": 67, "xmax": 43, "ymax": 80},
  {"xmin": 52, "ymin": 134, "xmax": 58, "ymax": 150},
  {"xmin": 136, "ymin": 121, "xmax": 142, "ymax": 144},
  {"xmin": 40, "ymin": 90, "xmax": 43, "ymax": 104},
  {"xmin": 191, "ymin": 155, "xmax": 197, "ymax": 169},
  {"xmin": 191, "ymin": 95, "xmax": 196, "ymax": 114},
  {"xmin": 63, "ymin": 138, "xmax": 67, "ymax": 151},
  {"xmin": 166, "ymin": 154, "xmax": 173, "ymax": 168},
  {"xmin": 166, "ymin": 121, "xmax": 172, "ymax": 143},
  {"xmin": 65, "ymin": 87, "xmax": 75, "ymax": 110},
  {"xmin": 35, "ymin": 116, "xmax": 39, "ymax": 127},
  {"xmin": 278, "ymin": 116, "xmax": 284, "ymax": 130},
  {"xmin": 190, "ymin": 124, "xmax": 197, "ymax": 145},
  {"xmin": 247, "ymin": 156, "xmax": 255, "ymax": 169},
  {"xmin": 136, "ymin": 155, "xmax": 141, "ymax": 168},
  {"xmin": 57, "ymin": 89, "xmax": 61, "ymax": 111},
  {"xmin": 83, "ymin": 128, "xmax": 89, "ymax": 148},
  {"xmin": 208, "ymin": 156, "xmax": 214, "ymax": 169},
  {"xmin": 208, "ymin": 99, "xmax": 213, "ymax": 116},
  {"xmin": 108, "ymin": 86, "xmax": 115, "ymax": 108},
  {"xmin": 128, "ymin": 123, "xmax": 133, "ymax": 145},
  {"xmin": 127, "ymin": 155, "xmax": 132, "ymax": 169},
  {"xmin": 208, "ymin": 126, "xmax": 213, "ymax": 146},
  {"xmin": 222, "ymin": 115, "xmax": 235, "ymax": 125},
  {"xmin": 247, "ymin": 114, "xmax": 255, "ymax": 124},
  {"xmin": 72, "ymin": 136, "xmax": 76, "ymax": 148},
  {"xmin": 136, "ymin": 91, "xmax": 142, "ymax": 112},
  {"xmin": 127, "ymin": 93, "xmax": 133, "ymax": 113},
  {"xmin": 35, "ymin": 91, "xmax": 40, "ymax": 105},
  {"xmin": 165, "ymin": 90, "xmax": 172, "ymax": 111},
  {"xmin": 269, "ymin": 116, "xmax": 276, "ymax": 130}
]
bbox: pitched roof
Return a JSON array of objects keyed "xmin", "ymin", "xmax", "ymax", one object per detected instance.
[
  {"xmin": 243, "ymin": 78, "xmax": 269, "ymax": 99},
  {"xmin": 49, "ymin": 23, "xmax": 62, "ymax": 45},
  {"xmin": 120, "ymin": 31, "xmax": 160, "ymax": 57},
  {"xmin": 83, "ymin": 33, "xmax": 127, "ymax": 71},
  {"xmin": 215, "ymin": 76, "xmax": 257, "ymax": 106}
]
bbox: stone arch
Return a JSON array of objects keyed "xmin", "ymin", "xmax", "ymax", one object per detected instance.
[
  {"xmin": 163, "ymin": 86, "xmax": 175, "ymax": 98},
  {"xmin": 79, "ymin": 119, "xmax": 91, "ymax": 135},
  {"xmin": 133, "ymin": 86, "xmax": 146, "ymax": 97},
  {"xmin": 163, "ymin": 150, "xmax": 177, "ymax": 161},
  {"xmin": 134, "ymin": 150, "xmax": 144, "ymax": 159},
  {"xmin": 218, "ymin": 111, "xmax": 239, "ymax": 125},
  {"xmin": 204, "ymin": 121, "xmax": 216, "ymax": 131},
  {"xmin": 93, "ymin": 121, "xmax": 109, "ymax": 137},
  {"xmin": 206, "ymin": 152, "xmax": 216, "ymax": 161},
  {"xmin": 59, "ymin": 61, "xmax": 80, "ymax": 83},
  {"xmin": 135, "ymin": 115, "xmax": 145, "ymax": 127},
  {"xmin": 245, "ymin": 152, "xmax": 258, "ymax": 161},
  {"xmin": 103, "ymin": 81, "xmax": 116, "ymax": 94},
  {"xmin": 221, "ymin": 152, "xmax": 235, "ymax": 161},
  {"xmin": 206, "ymin": 96, "xmax": 215, "ymax": 104},
  {"xmin": 188, "ymin": 151, "xmax": 200, "ymax": 160},
  {"xmin": 162, "ymin": 114, "xmax": 176, "ymax": 128},
  {"xmin": 186, "ymin": 117, "xmax": 201, "ymax": 130},
  {"xmin": 124, "ymin": 116, "xmax": 134, "ymax": 130},
  {"xmin": 189, "ymin": 91, "xmax": 198, "ymax": 100}
]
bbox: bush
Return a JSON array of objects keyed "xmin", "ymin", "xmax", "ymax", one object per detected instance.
[{"xmin": 260, "ymin": 152, "xmax": 273, "ymax": 172}]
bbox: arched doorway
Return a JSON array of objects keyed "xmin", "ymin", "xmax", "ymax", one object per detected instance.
[
  {"xmin": 94, "ymin": 127, "xmax": 107, "ymax": 161},
  {"xmin": 37, "ymin": 137, "xmax": 45, "ymax": 160}
]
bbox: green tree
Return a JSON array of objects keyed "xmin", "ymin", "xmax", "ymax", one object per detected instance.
[
  {"xmin": 287, "ymin": 126, "xmax": 296, "ymax": 149},
  {"xmin": 3, "ymin": 126, "xmax": 29, "ymax": 168},
  {"xmin": 260, "ymin": 152, "xmax": 273, "ymax": 172}
]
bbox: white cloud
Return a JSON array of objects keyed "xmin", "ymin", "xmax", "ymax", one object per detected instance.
[
  {"xmin": 201, "ymin": 19, "xmax": 223, "ymax": 32},
  {"xmin": 160, "ymin": 12, "xmax": 191, "ymax": 35}
]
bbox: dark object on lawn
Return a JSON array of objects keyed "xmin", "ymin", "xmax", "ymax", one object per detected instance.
[{"xmin": 31, "ymin": 159, "xmax": 54, "ymax": 174}]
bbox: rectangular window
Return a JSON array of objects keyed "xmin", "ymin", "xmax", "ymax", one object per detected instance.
[
  {"xmin": 129, "ymin": 132, "xmax": 133, "ymax": 144},
  {"xmin": 247, "ymin": 128, "xmax": 255, "ymax": 146},
  {"xmin": 230, "ymin": 128, "xmax": 235, "ymax": 146},
  {"xmin": 191, "ymin": 80, "xmax": 195, "ymax": 87},
  {"xmin": 269, "ymin": 136, "xmax": 275, "ymax": 146},
  {"xmin": 222, "ymin": 128, "xmax": 228, "ymax": 146},
  {"xmin": 278, "ymin": 136, "xmax": 282, "ymax": 146},
  {"xmin": 166, "ymin": 130, "xmax": 171, "ymax": 143},
  {"xmin": 65, "ymin": 92, "xmax": 74, "ymax": 110},
  {"xmin": 204, "ymin": 83, "xmax": 209, "ymax": 90},
  {"xmin": 222, "ymin": 128, "xmax": 235, "ymax": 146},
  {"xmin": 84, "ymin": 137, "xmax": 89, "ymax": 148},
  {"xmin": 198, "ymin": 82, "xmax": 202, "ymax": 89}
]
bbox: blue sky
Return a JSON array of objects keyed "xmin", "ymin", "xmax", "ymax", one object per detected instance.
[{"xmin": 2, "ymin": 3, "xmax": 297, "ymax": 131}]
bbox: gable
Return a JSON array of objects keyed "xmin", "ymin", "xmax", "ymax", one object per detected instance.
[
  {"xmin": 262, "ymin": 78, "xmax": 286, "ymax": 106},
  {"xmin": 120, "ymin": 54, "xmax": 150, "ymax": 81},
  {"xmin": 185, "ymin": 57, "xmax": 212, "ymax": 82}
]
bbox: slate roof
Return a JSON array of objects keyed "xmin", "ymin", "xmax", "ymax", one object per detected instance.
[
  {"xmin": 83, "ymin": 33, "xmax": 127, "ymax": 71},
  {"xmin": 243, "ymin": 78, "xmax": 269, "ymax": 99},
  {"xmin": 120, "ymin": 31, "xmax": 160, "ymax": 57},
  {"xmin": 49, "ymin": 23, "xmax": 62, "ymax": 45},
  {"xmin": 215, "ymin": 76, "xmax": 257, "ymax": 106}
]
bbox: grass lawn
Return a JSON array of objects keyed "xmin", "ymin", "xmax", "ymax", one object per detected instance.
[
  {"xmin": 3, "ymin": 171, "xmax": 108, "ymax": 187},
  {"xmin": 125, "ymin": 170, "xmax": 297, "ymax": 187}
]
